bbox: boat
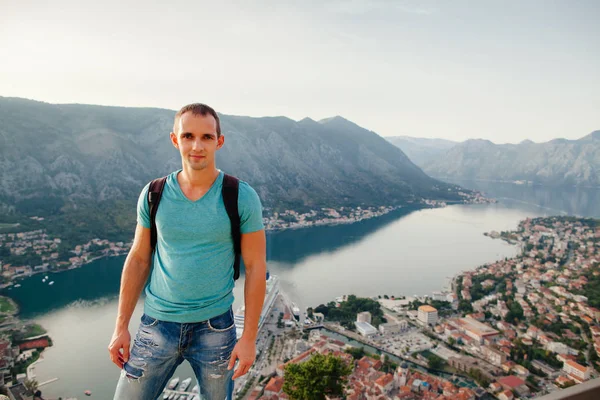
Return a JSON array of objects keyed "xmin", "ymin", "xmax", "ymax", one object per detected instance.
[
  {"xmin": 191, "ymin": 384, "xmax": 199, "ymax": 393},
  {"xmin": 235, "ymin": 272, "xmax": 279, "ymax": 339},
  {"xmin": 14, "ymin": 284, "xmax": 21, "ymax": 288},
  {"xmin": 167, "ymin": 393, "xmax": 176, "ymax": 400},
  {"xmin": 163, "ymin": 377, "xmax": 180, "ymax": 399},
  {"xmin": 48, "ymin": 281, "xmax": 54, "ymax": 285},
  {"xmin": 84, "ymin": 390, "xmax": 92, "ymax": 396},
  {"xmin": 167, "ymin": 377, "xmax": 180, "ymax": 390},
  {"xmin": 176, "ymin": 377, "xmax": 192, "ymax": 392},
  {"xmin": 291, "ymin": 302, "xmax": 300, "ymax": 321}
]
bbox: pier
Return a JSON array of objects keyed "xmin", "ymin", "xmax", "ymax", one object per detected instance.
[{"xmin": 38, "ymin": 378, "xmax": 59, "ymax": 387}]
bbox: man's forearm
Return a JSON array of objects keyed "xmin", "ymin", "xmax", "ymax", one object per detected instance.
[
  {"xmin": 116, "ymin": 253, "xmax": 151, "ymax": 330},
  {"xmin": 241, "ymin": 261, "xmax": 267, "ymax": 341}
]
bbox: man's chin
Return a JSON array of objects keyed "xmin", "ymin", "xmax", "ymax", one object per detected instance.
[{"xmin": 187, "ymin": 161, "xmax": 209, "ymax": 171}]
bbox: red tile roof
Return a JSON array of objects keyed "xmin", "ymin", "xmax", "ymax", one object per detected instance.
[
  {"xmin": 375, "ymin": 373, "xmax": 394, "ymax": 388},
  {"xmin": 565, "ymin": 360, "xmax": 588, "ymax": 373},
  {"xmin": 18, "ymin": 337, "xmax": 49, "ymax": 351},
  {"xmin": 265, "ymin": 376, "xmax": 284, "ymax": 393},
  {"xmin": 498, "ymin": 375, "xmax": 526, "ymax": 389}
]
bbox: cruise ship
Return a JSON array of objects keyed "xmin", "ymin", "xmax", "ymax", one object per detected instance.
[
  {"xmin": 234, "ymin": 271, "xmax": 280, "ymax": 339},
  {"xmin": 291, "ymin": 302, "xmax": 300, "ymax": 321}
]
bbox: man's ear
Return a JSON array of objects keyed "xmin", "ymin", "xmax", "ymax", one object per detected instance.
[
  {"xmin": 170, "ymin": 132, "xmax": 179, "ymax": 149},
  {"xmin": 217, "ymin": 134, "xmax": 225, "ymax": 150}
]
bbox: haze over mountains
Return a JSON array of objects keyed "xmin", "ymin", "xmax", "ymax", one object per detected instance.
[
  {"xmin": 387, "ymin": 133, "xmax": 600, "ymax": 187},
  {"xmin": 0, "ymin": 97, "xmax": 463, "ymax": 221},
  {"xmin": 385, "ymin": 136, "xmax": 459, "ymax": 166}
]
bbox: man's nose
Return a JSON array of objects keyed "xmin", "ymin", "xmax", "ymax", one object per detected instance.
[{"xmin": 192, "ymin": 138, "xmax": 204, "ymax": 150}]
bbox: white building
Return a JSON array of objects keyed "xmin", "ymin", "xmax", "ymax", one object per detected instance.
[
  {"xmin": 395, "ymin": 363, "xmax": 409, "ymax": 387},
  {"xmin": 406, "ymin": 310, "xmax": 419, "ymax": 320},
  {"xmin": 378, "ymin": 320, "xmax": 408, "ymax": 335},
  {"xmin": 453, "ymin": 316, "xmax": 499, "ymax": 344},
  {"xmin": 432, "ymin": 291, "xmax": 448, "ymax": 302},
  {"xmin": 357, "ymin": 311, "xmax": 372, "ymax": 324},
  {"xmin": 356, "ymin": 321, "xmax": 378, "ymax": 337},
  {"xmin": 546, "ymin": 341, "xmax": 578, "ymax": 355},
  {"xmin": 417, "ymin": 305, "xmax": 438, "ymax": 326},
  {"xmin": 515, "ymin": 280, "xmax": 526, "ymax": 294},
  {"xmin": 563, "ymin": 360, "xmax": 591, "ymax": 382},
  {"xmin": 445, "ymin": 293, "xmax": 459, "ymax": 310},
  {"xmin": 482, "ymin": 346, "xmax": 507, "ymax": 367}
]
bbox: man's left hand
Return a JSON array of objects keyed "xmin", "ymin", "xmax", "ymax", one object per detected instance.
[{"xmin": 228, "ymin": 336, "xmax": 256, "ymax": 380}]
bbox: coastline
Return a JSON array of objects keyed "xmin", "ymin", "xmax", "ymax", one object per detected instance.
[
  {"xmin": 1, "ymin": 253, "xmax": 125, "ymax": 289},
  {"xmin": 0, "ymin": 293, "xmax": 51, "ymax": 389},
  {"xmin": 1, "ymin": 203, "xmax": 437, "ymax": 288},
  {"xmin": 1, "ymin": 185, "xmax": 493, "ymax": 289}
]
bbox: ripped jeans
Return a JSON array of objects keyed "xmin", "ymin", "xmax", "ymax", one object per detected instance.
[{"xmin": 113, "ymin": 308, "xmax": 237, "ymax": 400}]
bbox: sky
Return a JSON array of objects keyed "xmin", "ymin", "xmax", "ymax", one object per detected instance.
[{"xmin": 1, "ymin": 0, "xmax": 598, "ymax": 143}]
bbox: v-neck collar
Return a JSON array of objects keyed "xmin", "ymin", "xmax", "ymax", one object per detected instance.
[{"xmin": 173, "ymin": 169, "xmax": 223, "ymax": 204}]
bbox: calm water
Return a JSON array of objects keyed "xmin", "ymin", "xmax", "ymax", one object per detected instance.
[
  {"xmin": 6, "ymin": 183, "xmax": 600, "ymax": 399},
  {"xmin": 448, "ymin": 179, "xmax": 600, "ymax": 218}
]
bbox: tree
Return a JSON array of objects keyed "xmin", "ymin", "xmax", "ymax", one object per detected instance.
[
  {"xmin": 468, "ymin": 368, "xmax": 490, "ymax": 388},
  {"xmin": 24, "ymin": 378, "xmax": 38, "ymax": 394},
  {"xmin": 314, "ymin": 304, "xmax": 329, "ymax": 317},
  {"xmin": 525, "ymin": 243, "xmax": 534, "ymax": 252},
  {"xmin": 427, "ymin": 354, "xmax": 445, "ymax": 370},
  {"xmin": 458, "ymin": 300, "xmax": 473, "ymax": 313},
  {"xmin": 283, "ymin": 353, "xmax": 352, "ymax": 400},
  {"xmin": 314, "ymin": 296, "xmax": 386, "ymax": 328},
  {"xmin": 345, "ymin": 346, "xmax": 366, "ymax": 360},
  {"xmin": 505, "ymin": 301, "xmax": 524, "ymax": 324},
  {"xmin": 382, "ymin": 358, "xmax": 398, "ymax": 374}
]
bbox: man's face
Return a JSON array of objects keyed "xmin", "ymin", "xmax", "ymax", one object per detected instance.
[{"xmin": 170, "ymin": 112, "xmax": 224, "ymax": 171}]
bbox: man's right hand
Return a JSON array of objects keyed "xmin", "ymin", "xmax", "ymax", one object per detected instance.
[{"xmin": 108, "ymin": 327, "xmax": 131, "ymax": 368}]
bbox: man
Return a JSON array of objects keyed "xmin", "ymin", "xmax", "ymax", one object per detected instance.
[{"xmin": 109, "ymin": 103, "xmax": 267, "ymax": 400}]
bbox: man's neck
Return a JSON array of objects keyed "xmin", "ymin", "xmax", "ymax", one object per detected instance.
[{"xmin": 178, "ymin": 165, "xmax": 220, "ymax": 189}]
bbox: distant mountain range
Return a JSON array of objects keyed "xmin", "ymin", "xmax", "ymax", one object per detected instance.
[
  {"xmin": 387, "ymin": 132, "xmax": 600, "ymax": 187},
  {"xmin": 385, "ymin": 136, "xmax": 458, "ymax": 166},
  {"xmin": 0, "ymin": 97, "xmax": 464, "ymax": 235}
]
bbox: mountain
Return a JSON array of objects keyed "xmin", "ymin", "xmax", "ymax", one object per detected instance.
[
  {"xmin": 422, "ymin": 133, "xmax": 600, "ymax": 186},
  {"xmin": 385, "ymin": 136, "xmax": 458, "ymax": 167},
  {"xmin": 0, "ymin": 97, "xmax": 464, "ymax": 240}
]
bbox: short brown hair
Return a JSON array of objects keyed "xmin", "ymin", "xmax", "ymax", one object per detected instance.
[{"xmin": 173, "ymin": 103, "xmax": 221, "ymax": 136}]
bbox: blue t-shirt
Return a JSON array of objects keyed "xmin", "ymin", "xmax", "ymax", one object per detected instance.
[{"xmin": 136, "ymin": 169, "xmax": 264, "ymax": 323}]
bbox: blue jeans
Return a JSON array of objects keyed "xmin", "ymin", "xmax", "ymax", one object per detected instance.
[{"xmin": 113, "ymin": 308, "xmax": 237, "ymax": 400}]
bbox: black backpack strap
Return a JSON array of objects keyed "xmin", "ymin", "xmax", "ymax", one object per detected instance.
[
  {"xmin": 222, "ymin": 174, "xmax": 241, "ymax": 280},
  {"xmin": 148, "ymin": 176, "xmax": 168, "ymax": 251}
]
